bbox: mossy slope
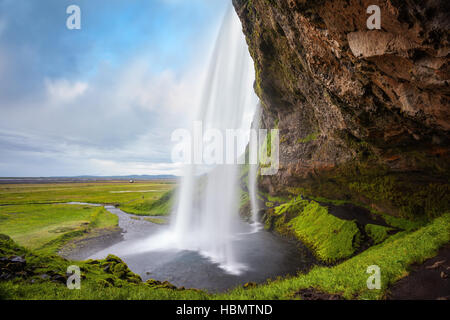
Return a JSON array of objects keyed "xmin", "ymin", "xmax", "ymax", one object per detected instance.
[{"xmin": 265, "ymin": 197, "xmax": 360, "ymax": 263}]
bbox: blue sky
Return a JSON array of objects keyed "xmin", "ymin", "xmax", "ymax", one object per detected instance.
[{"xmin": 0, "ymin": 0, "xmax": 231, "ymax": 176}]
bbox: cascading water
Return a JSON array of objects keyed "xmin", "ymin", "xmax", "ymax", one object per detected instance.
[
  {"xmin": 169, "ymin": 6, "xmax": 258, "ymax": 274},
  {"xmin": 248, "ymin": 104, "xmax": 262, "ymax": 231}
]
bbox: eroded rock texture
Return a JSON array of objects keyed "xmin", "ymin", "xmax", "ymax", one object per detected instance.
[{"xmin": 233, "ymin": 0, "xmax": 449, "ymax": 218}]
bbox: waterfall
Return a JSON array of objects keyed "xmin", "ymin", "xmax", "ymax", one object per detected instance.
[
  {"xmin": 169, "ymin": 5, "xmax": 258, "ymax": 274},
  {"xmin": 249, "ymin": 104, "xmax": 262, "ymax": 231},
  {"xmin": 125, "ymin": 5, "xmax": 258, "ymax": 275}
]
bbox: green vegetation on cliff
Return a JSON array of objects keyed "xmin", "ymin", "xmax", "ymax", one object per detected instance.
[
  {"xmin": 288, "ymin": 201, "xmax": 360, "ymax": 263},
  {"xmin": 266, "ymin": 197, "xmax": 359, "ymax": 263},
  {"xmin": 285, "ymin": 161, "xmax": 449, "ymax": 221}
]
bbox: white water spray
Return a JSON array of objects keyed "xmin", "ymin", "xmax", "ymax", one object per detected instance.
[{"xmin": 170, "ymin": 6, "xmax": 258, "ymax": 274}]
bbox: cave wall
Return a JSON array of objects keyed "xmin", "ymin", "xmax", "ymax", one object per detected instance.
[{"xmin": 233, "ymin": 0, "xmax": 449, "ymax": 218}]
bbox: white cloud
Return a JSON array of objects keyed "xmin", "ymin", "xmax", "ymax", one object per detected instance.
[{"xmin": 45, "ymin": 78, "xmax": 88, "ymax": 104}]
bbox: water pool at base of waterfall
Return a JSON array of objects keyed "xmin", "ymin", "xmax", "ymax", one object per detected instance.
[{"xmin": 84, "ymin": 206, "xmax": 316, "ymax": 293}]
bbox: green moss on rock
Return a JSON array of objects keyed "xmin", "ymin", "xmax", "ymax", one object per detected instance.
[{"xmin": 287, "ymin": 201, "xmax": 360, "ymax": 263}]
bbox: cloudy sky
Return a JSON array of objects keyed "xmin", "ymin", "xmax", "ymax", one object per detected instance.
[{"xmin": 0, "ymin": 0, "xmax": 231, "ymax": 177}]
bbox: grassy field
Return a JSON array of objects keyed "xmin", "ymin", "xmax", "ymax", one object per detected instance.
[
  {"xmin": 0, "ymin": 181, "xmax": 449, "ymax": 300},
  {"xmin": 0, "ymin": 204, "xmax": 117, "ymax": 252},
  {"xmin": 0, "ymin": 181, "xmax": 175, "ymax": 215},
  {"xmin": 0, "ymin": 180, "xmax": 175, "ymax": 255}
]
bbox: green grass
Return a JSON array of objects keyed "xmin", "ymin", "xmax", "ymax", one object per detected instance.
[
  {"xmin": 216, "ymin": 213, "xmax": 450, "ymax": 300},
  {"xmin": 0, "ymin": 280, "xmax": 208, "ymax": 300},
  {"xmin": 0, "ymin": 204, "xmax": 117, "ymax": 253},
  {"xmin": 365, "ymin": 224, "xmax": 392, "ymax": 244},
  {"xmin": 0, "ymin": 181, "xmax": 174, "ymax": 208},
  {"xmin": 287, "ymin": 201, "xmax": 360, "ymax": 263},
  {"xmin": 118, "ymin": 189, "xmax": 174, "ymax": 216}
]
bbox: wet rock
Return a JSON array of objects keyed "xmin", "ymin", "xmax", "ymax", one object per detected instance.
[
  {"xmin": 145, "ymin": 278, "xmax": 177, "ymax": 289},
  {"xmin": 10, "ymin": 256, "xmax": 26, "ymax": 264},
  {"xmin": 0, "ymin": 272, "xmax": 13, "ymax": 281},
  {"xmin": 105, "ymin": 254, "xmax": 123, "ymax": 264},
  {"xmin": 5, "ymin": 256, "xmax": 26, "ymax": 271},
  {"xmin": 146, "ymin": 279, "xmax": 163, "ymax": 286},
  {"xmin": 0, "ymin": 257, "xmax": 9, "ymax": 265},
  {"xmin": 161, "ymin": 281, "xmax": 177, "ymax": 290}
]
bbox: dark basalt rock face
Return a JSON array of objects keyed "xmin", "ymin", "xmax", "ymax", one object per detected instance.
[{"xmin": 233, "ymin": 0, "xmax": 449, "ymax": 218}]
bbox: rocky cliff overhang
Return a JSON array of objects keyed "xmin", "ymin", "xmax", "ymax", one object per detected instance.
[{"xmin": 233, "ymin": 0, "xmax": 449, "ymax": 218}]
